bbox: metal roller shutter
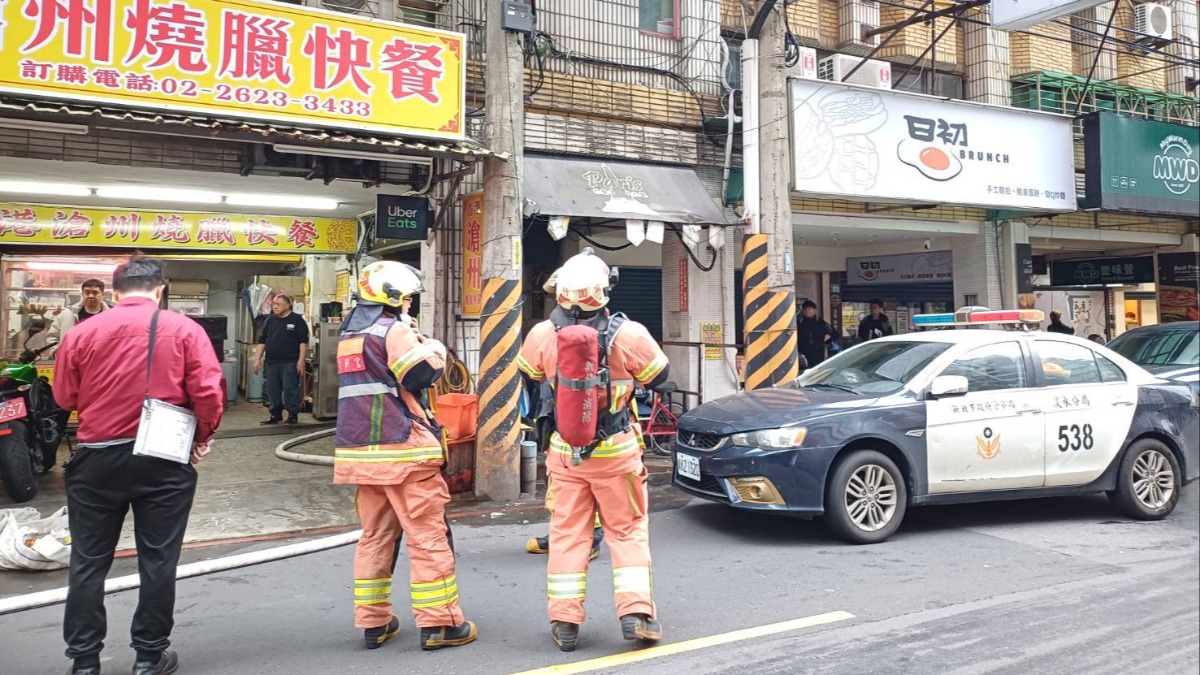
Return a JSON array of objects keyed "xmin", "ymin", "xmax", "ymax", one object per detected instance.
[{"xmin": 608, "ymin": 267, "xmax": 663, "ymax": 342}]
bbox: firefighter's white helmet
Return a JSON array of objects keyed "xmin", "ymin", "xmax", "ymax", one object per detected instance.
[
  {"xmin": 357, "ymin": 261, "xmax": 424, "ymax": 307},
  {"xmin": 554, "ymin": 249, "xmax": 612, "ymax": 311}
]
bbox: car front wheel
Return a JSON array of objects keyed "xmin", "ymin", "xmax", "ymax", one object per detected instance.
[
  {"xmin": 823, "ymin": 449, "xmax": 908, "ymax": 544},
  {"xmin": 1109, "ymin": 438, "xmax": 1181, "ymax": 521}
]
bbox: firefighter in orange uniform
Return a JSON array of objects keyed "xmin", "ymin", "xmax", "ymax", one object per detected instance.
[
  {"xmin": 335, "ymin": 261, "xmax": 477, "ymax": 651},
  {"xmin": 518, "ymin": 249, "xmax": 670, "ymax": 652}
]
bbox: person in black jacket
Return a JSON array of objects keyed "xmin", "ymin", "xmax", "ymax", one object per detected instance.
[
  {"xmin": 1047, "ymin": 310, "xmax": 1075, "ymax": 335},
  {"xmin": 858, "ymin": 299, "xmax": 894, "ymax": 342},
  {"xmin": 797, "ymin": 300, "xmax": 836, "ymax": 370}
]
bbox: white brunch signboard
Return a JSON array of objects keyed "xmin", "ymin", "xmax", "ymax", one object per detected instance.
[{"xmin": 789, "ymin": 79, "xmax": 1078, "ymax": 212}]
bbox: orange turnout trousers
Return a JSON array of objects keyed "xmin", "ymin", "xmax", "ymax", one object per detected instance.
[
  {"xmin": 520, "ymin": 315, "xmax": 668, "ymax": 626},
  {"xmin": 352, "ymin": 470, "xmax": 464, "ymax": 629}
]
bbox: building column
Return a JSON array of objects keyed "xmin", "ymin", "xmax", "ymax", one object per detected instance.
[
  {"xmin": 952, "ymin": 226, "xmax": 1004, "ymax": 309},
  {"xmin": 662, "ymin": 234, "xmax": 739, "ymax": 406},
  {"xmin": 963, "ymin": 5, "xmax": 1011, "ymax": 106},
  {"xmin": 999, "ymin": 220, "xmax": 1031, "ymax": 310}
]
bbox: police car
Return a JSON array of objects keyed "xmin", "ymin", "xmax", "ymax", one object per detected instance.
[{"xmin": 672, "ymin": 308, "xmax": 1200, "ymax": 544}]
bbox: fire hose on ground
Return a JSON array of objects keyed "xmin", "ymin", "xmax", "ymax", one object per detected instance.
[{"xmin": 0, "ymin": 431, "xmax": 356, "ymax": 617}]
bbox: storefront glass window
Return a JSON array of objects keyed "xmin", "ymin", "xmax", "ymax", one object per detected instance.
[{"xmin": 3, "ymin": 257, "xmax": 119, "ymax": 361}]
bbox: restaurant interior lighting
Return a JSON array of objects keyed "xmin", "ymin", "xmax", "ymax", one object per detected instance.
[
  {"xmin": 225, "ymin": 193, "xmax": 339, "ymax": 210},
  {"xmin": 0, "ymin": 118, "xmax": 90, "ymax": 135},
  {"xmin": 25, "ymin": 261, "xmax": 119, "ymax": 274},
  {"xmin": 96, "ymin": 186, "xmax": 222, "ymax": 204},
  {"xmin": 272, "ymin": 144, "xmax": 432, "ymax": 165},
  {"xmin": 0, "ymin": 180, "xmax": 92, "ymax": 197}
]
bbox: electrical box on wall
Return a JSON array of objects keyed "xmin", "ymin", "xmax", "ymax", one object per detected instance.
[{"xmin": 502, "ymin": 2, "xmax": 535, "ymax": 34}]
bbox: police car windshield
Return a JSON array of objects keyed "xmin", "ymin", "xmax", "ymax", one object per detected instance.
[{"xmin": 800, "ymin": 341, "xmax": 951, "ymax": 395}]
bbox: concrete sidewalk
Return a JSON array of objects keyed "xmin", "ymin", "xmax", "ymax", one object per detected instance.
[{"xmin": 0, "ymin": 403, "xmax": 674, "ymax": 553}]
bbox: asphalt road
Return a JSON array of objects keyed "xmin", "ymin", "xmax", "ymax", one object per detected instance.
[{"xmin": 1, "ymin": 483, "xmax": 1196, "ymax": 675}]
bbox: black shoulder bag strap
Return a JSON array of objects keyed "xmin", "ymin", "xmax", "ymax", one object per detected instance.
[{"xmin": 144, "ymin": 310, "xmax": 162, "ymax": 403}]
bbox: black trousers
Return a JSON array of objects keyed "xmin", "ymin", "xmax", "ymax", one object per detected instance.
[{"xmin": 63, "ymin": 443, "xmax": 197, "ymax": 663}]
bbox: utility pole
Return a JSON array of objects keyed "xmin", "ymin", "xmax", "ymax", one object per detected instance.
[
  {"xmin": 742, "ymin": 1, "xmax": 799, "ymax": 391},
  {"xmin": 476, "ymin": 0, "xmax": 525, "ymax": 501}
]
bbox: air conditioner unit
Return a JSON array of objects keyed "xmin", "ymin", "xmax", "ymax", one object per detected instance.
[
  {"xmin": 818, "ymin": 54, "xmax": 892, "ymax": 89},
  {"xmin": 1134, "ymin": 3, "xmax": 1172, "ymax": 41},
  {"xmin": 787, "ymin": 46, "xmax": 819, "ymax": 80}
]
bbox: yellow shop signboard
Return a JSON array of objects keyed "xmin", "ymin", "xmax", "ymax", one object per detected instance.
[
  {"xmin": 0, "ymin": 203, "xmax": 357, "ymax": 253},
  {"xmin": 0, "ymin": 0, "xmax": 466, "ymax": 139}
]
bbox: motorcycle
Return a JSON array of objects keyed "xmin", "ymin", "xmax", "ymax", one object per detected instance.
[{"xmin": 0, "ymin": 342, "xmax": 63, "ymax": 502}]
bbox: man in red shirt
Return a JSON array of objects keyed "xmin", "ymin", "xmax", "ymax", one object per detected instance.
[{"xmin": 54, "ymin": 253, "xmax": 224, "ymax": 675}]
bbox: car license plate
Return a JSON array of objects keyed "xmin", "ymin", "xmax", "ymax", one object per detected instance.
[
  {"xmin": 676, "ymin": 453, "xmax": 701, "ymax": 481},
  {"xmin": 0, "ymin": 398, "xmax": 27, "ymax": 423}
]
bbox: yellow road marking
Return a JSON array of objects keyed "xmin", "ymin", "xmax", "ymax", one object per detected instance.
[{"xmin": 509, "ymin": 611, "xmax": 855, "ymax": 675}]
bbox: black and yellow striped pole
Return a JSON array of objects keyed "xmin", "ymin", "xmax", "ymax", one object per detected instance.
[
  {"xmin": 742, "ymin": 233, "xmax": 799, "ymax": 391},
  {"xmin": 475, "ymin": 277, "xmax": 522, "ymax": 500}
]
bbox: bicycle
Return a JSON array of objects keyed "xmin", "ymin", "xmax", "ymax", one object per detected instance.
[{"xmin": 638, "ymin": 382, "xmax": 686, "ymax": 456}]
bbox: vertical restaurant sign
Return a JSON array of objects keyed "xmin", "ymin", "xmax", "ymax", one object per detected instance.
[
  {"xmin": 678, "ymin": 258, "xmax": 689, "ymax": 312},
  {"xmin": 1157, "ymin": 252, "xmax": 1200, "ymax": 323},
  {"xmin": 461, "ymin": 192, "xmax": 484, "ymax": 317},
  {"xmin": 789, "ymin": 79, "xmax": 1076, "ymax": 211},
  {"xmin": 0, "ymin": 0, "xmax": 465, "ymax": 139},
  {"xmin": 0, "ymin": 203, "xmax": 357, "ymax": 252},
  {"xmin": 1082, "ymin": 112, "xmax": 1200, "ymax": 217}
]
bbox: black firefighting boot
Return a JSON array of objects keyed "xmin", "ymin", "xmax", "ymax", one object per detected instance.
[
  {"xmin": 551, "ymin": 621, "xmax": 580, "ymax": 652},
  {"xmin": 525, "ymin": 536, "xmax": 549, "ymax": 554},
  {"xmin": 620, "ymin": 614, "xmax": 663, "ymax": 643},
  {"xmin": 364, "ymin": 615, "xmax": 401, "ymax": 650},
  {"xmin": 420, "ymin": 621, "xmax": 478, "ymax": 650}
]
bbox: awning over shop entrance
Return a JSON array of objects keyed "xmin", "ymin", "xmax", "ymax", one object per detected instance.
[{"xmin": 523, "ymin": 155, "xmax": 729, "ymax": 225}]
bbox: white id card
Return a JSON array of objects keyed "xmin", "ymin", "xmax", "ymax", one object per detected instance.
[{"xmin": 132, "ymin": 399, "xmax": 197, "ymax": 464}]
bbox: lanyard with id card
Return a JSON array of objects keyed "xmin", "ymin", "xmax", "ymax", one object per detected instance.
[{"xmin": 132, "ymin": 310, "xmax": 197, "ymax": 463}]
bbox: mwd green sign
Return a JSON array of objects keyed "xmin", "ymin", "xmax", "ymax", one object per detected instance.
[
  {"xmin": 375, "ymin": 195, "xmax": 430, "ymax": 241},
  {"xmin": 1082, "ymin": 112, "xmax": 1200, "ymax": 218}
]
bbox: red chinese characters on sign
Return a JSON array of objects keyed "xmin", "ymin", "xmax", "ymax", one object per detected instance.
[
  {"xmin": 197, "ymin": 217, "xmax": 236, "ymax": 245},
  {"xmin": 219, "ymin": 12, "xmax": 293, "ymax": 85},
  {"xmin": 464, "ymin": 218, "xmax": 482, "ymax": 293},
  {"xmin": 21, "ymin": 0, "xmax": 114, "ymax": 62},
  {"xmin": 123, "ymin": 0, "xmax": 209, "ymax": 73},
  {"xmin": 245, "ymin": 219, "xmax": 278, "ymax": 246},
  {"xmin": 102, "ymin": 213, "xmax": 140, "ymax": 241},
  {"xmin": 303, "ymin": 25, "xmax": 372, "ymax": 94},
  {"xmin": 56, "ymin": 64, "xmax": 89, "ymax": 84},
  {"xmin": 0, "ymin": 208, "xmax": 38, "ymax": 237},
  {"xmin": 51, "ymin": 210, "xmax": 93, "ymax": 239},
  {"xmin": 381, "ymin": 38, "xmax": 443, "ymax": 104},
  {"xmin": 150, "ymin": 214, "xmax": 190, "ymax": 243},
  {"xmin": 286, "ymin": 219, "xmax": 318, "ymax": 248}
]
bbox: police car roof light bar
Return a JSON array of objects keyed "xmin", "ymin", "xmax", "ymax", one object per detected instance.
[{"xmin": 912, "ymin": 308, "xmax": 1044, "ymax": 328}]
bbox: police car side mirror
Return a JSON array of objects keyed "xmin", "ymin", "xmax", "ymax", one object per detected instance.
[{"xmin": 929, "ymin": 375, "xmax": 969, "ymax": 399}]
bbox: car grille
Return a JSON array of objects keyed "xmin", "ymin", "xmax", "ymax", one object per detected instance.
[
  {"xmin": 675, "ymin": 472, "xmax": 728, "ymax": 500},
  {"xmin": 677, "ymin": 429, "xmax": 726, "ymax": 451}
]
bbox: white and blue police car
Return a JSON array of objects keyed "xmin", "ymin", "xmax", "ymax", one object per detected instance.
[{"xmin": 672, "ymin": 308, "xmax": 1199, "ymax": 544}]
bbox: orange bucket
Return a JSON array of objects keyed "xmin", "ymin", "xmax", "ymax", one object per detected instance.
[{"xmin": 435, "ymin": 393, "xmax": 478, "ymax": 440}]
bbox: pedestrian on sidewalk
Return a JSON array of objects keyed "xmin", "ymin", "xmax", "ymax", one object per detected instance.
[
  {"xmin": 335, "ymin": 261, "xmax": 476, "ymax": 652},
  {"xmin": 518, "ymin": 249, "xmax": 669, "ymax": 652},
  {"xmin": 858, "ymin": 299, "xmax": 894, "ymax": 342},
  {"xmin": 47, "ymin": 278, "xmax": 111, "ymax": 349},
  {"xmin": 253, "ymin": 294, "xmax": 309, "ymax": 426},
  {"xmin": 1047, "ymin": 310, "xmax": 1076, "ymax": 335},
  {"xmin": 797, "ymin": 300, "xmax": 837, "ymax": 370},
  {"xmin": 53, "ymin": 253, "xmax": 224, "ymax": 675}
]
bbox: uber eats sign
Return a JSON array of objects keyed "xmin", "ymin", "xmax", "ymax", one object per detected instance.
[{"xmin": 375, "ymin": 195, "xmax": 431, "ymax": 241}]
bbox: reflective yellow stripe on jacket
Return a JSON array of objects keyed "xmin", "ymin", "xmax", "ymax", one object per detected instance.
[
  {"xmin": 335, "ymin": 446, "xmax": 445, "ymax": 463},
  {"xmin": 549, "ymin": 434, "xmax": 640, "ymax": 460}
]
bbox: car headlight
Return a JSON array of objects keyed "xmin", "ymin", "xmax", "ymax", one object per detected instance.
[{"xmin": 731, "ymin": 427, "xmax": 807, "ymax": 449}]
